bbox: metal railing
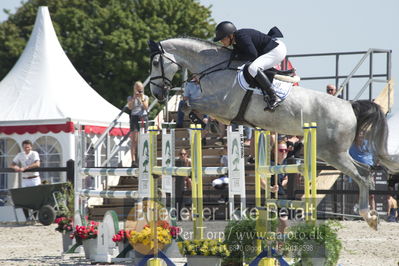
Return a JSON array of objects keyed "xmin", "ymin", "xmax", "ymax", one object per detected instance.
[
  {"xmin": 86, "ymin": 77, "xmax": 153, "ymax": 167},
  {"xmin": 286, "ymin": 48, "xmax": 392, "ymax": 112}
]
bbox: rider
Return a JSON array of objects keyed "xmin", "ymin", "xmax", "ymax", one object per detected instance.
[{"xmin": 213, "ymin": 21, "xmax": 287, "ymax": 110}]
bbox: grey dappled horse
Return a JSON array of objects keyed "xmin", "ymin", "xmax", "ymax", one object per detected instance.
[{"xmin": 148, "ymin": 37, "xmax": 399, "ymax": 229}]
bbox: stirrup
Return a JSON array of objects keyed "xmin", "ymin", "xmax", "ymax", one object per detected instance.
[
  {"xmin": 264, "ymin": 97, "xmax": 280, "ymax": 111},
  {"xmin": 262, "ymin": 95, "xmax": 274, "ymax": 111},
  {"xmin": 264, "ymin": 103, "xmax": 276, "ymax": 111}
]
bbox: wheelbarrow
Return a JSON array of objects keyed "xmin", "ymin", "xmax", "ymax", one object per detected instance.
[{"xmin": 10, "ymin": 183, "xmax": 68, "ymax": 225}]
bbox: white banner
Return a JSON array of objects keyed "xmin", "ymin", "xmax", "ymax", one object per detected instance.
[
  {"xmin": 138, "ymin": 132, "xmax": 150, "ymax": 198},
  {"xmin": 162, "ymin": 132, "xmax": 173, "ymax": 193},
  {"xmin": 228, "ymin": 128, "xmax": 245, "ymax": 195}
]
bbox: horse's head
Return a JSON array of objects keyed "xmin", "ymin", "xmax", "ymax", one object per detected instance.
[{"xmin": 148, "ymin": 40, "xmax": 180, "ymax": 103}]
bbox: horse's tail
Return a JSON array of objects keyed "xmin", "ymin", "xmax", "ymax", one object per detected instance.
[{"xmin": 351, "ymin": 100, "xmax": 399, "ymax": 173}]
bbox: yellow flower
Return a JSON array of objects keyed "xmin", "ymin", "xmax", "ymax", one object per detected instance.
[
  {"xmin": 179, "ymin": 239, "xmax": 229, "ymax": 257},
  {"xmin": 128, "ymin": 224, "xmax": 172, "ymax": 248}
]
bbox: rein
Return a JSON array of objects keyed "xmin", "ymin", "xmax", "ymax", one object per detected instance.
[{"xmin": 195, "ymin": 59, "xmax": 238, "ymax": 81}]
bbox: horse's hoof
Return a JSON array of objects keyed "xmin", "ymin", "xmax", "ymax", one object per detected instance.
[{"xmin": 366, "ymin": 210, "xmax": 379, "ymax": 231}]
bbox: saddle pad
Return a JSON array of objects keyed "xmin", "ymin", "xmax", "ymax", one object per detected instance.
[{"xmin": 237, "ymin": 66, "xmax": 292, "ymax": 100}]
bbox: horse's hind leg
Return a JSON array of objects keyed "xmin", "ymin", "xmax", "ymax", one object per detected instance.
[
  {"xmin": 350, "ymin": 159, "xmax": 379, "ymax": 230},
  {"xmin": 321, "ymin": 151, "xmax": 378, "ymax": 230}
]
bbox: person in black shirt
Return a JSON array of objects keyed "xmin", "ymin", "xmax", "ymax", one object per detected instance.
[{"xmin": 213, "ymin": 21, "xmax": 287, "ymax": 110}]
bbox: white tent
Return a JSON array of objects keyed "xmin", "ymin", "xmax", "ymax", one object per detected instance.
[{"xmin": 0, "ymin": 7, "xmax": 129, "ymax": 189}]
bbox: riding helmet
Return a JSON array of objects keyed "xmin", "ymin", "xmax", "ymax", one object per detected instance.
[{"xmin": 213, "ymin": 21, "xmax": 237, "ymax": 42}]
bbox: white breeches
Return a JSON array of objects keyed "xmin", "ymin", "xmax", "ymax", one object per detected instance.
[
  {"xmin": 22, "ymin": 176, "xmax": 41, "ymax": 187},
  {"xmin": 248, "ymin": 40, "xmax": 287, "ymax": 77}
]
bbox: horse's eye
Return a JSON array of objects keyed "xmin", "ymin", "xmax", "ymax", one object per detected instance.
[{"xmin": 152, "ymin": 57, "xmax": 159, "ymax": 67}]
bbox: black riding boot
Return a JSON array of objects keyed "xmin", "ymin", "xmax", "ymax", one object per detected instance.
[{"xmin": 254, "ymin": 70, "xmax": 280, "ymax": 111}]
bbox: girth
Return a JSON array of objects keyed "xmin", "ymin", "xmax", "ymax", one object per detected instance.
[{"xmin": 231, "ymin": 90, "xmax": 257, "ymax": 127}]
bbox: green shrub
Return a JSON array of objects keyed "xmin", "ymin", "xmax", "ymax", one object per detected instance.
[{"xmin": 282, "ymin": 221, "xmax": 342, "ymax": 266}]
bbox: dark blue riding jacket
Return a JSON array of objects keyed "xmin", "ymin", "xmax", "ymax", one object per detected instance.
[{"xmin": 232, "ymin": 27, "xmax": 283, "ymax": 61}]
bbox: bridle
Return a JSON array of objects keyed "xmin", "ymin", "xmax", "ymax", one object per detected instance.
[{"xmin": 148, "ymin": 41, "xmax": 182, "ymax": 93}]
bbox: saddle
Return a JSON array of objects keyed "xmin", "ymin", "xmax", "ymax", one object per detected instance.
[
  {"xmin": 242, "ymin": 62, "xmax": 298, "ymax": 88},
  {"xmin": 232, "ymin": 63, "xmax": 299, "ymax": 126}
]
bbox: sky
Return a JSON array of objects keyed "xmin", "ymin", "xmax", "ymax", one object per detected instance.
[{"xmin": 1, "ymin": 0, "xmax": 398, "ymax": 113}]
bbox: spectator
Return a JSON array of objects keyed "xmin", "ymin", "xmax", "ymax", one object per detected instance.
[
  {"xmin": 175, "ymin": 148, "xmax": 192, "ymax": 211},
  {"xmin": 271, "ymin": 141, "xmax": 289, "ymax": 191},
  {"xmin": 387, "ymin": 194, "xmax": 398, "ymax": 222},
  {"xmin": 10, "ymin": 140, "xmax": 41, "ymax": 220},
  {"xmin": 177, "ymin": 76, "xmax": 208, "ymax": 129},
  {"xmin": 326, "ymin": 84, "xmax": 337, "ymax": 96},
  {"xmin": 10, "ymin": 140, "xmax": 41, "ymax": 187},
  {"xmin": 175, "ymin": 149, "xmax": 192, "ymax": 190},
  {"xmin": 127, "ymin": 81, "xmax": 149, "ymax": 167}
]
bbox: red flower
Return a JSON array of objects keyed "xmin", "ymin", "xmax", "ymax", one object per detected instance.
[
  {"xmin": 55, "ymin": 217, "xmax": 73, "ymax": 233},
  {"xmin": 70, "ymin": 221, "xmax": 98, "ymax": 240},
  {"xmin": 112, "ymin": 229, "xmax": 130, "ymax": 243},
  {"xmin": 170, "ymin": 226, "xmax": 181, "ymax": 238}
]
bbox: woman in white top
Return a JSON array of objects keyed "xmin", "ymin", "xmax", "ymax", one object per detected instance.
[{"xmin": 127, "ymin": 81, "xmax": 149, "ymax": 167}]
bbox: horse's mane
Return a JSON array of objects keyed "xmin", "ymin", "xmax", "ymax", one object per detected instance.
[{"xmin": 163, "ymin": 36, "xmax": 232, "ymax": 52}]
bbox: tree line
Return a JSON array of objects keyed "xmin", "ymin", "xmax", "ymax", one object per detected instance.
[{"xmin": 0, "ymin": 0, "xmax": 215, "ymax": 117}]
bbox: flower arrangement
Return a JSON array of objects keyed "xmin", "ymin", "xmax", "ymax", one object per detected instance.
[
  {"xmin": 128, "ymin": 220, "xmax": 181, "ymax": 249},
  {"xmin": 55, "ymin": 216, "xmax": 73, "ymax": 234},
  {"xmin": 178, "ymin": 239, "xmax": 230, "ymax": 257},
  {"xmin": 112, "ymin": 229, "xmax": 130, "ymax": 243},
  {"xmin": 70, "ymin": 221, "xmax": 99, "ymax": 240}
]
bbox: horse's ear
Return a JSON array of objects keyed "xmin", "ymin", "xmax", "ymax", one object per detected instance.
[{"xmin": 148, "ymin": 40, "xmax": 161, "ymax": 55}]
